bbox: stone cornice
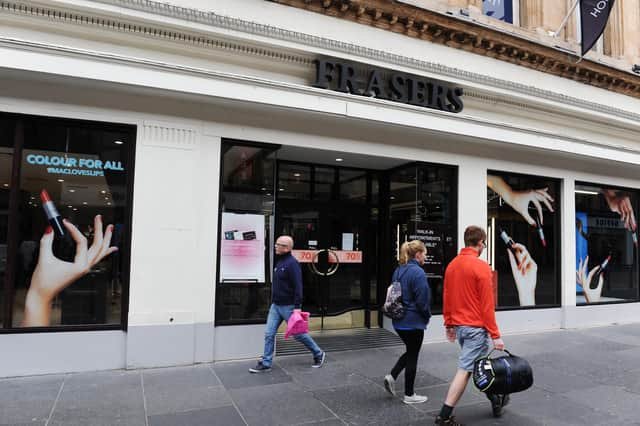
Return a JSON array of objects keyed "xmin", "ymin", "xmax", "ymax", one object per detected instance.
[
  {"xmin": 271, "ymin": 0, "xmax": 640, "ymax": 99},
  {"xmin": 1, "ymin": 0, "xmax": 639, "ymax": 126}
]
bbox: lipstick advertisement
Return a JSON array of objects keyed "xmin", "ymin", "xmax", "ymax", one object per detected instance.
[
  {"xmin": 575, "ymin": 184, "xmax": 638, "ymax": 304},
  {"xmin": 220, "ymin": 212, "xmax": 265, "ymax": 283},
  {"xmin": 16, "ymin": 147, "xmax": 127, "ymax": 328},
  {"xmin": 487, "ymin": 172, "xmax": 559, "ymax": 308}
]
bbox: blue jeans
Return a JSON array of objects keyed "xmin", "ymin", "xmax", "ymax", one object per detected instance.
[{"xmin": 261, "ymin": 304, "xmax": 323, "ymax": 367}]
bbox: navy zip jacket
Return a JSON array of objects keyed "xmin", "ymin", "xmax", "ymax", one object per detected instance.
[
  {"xmin": 272, "ymin": 253, "xmax": 303, "ymax": 308},
  {"xmin": 392, "ymin": 259, "xmax": 431, "ymax": 330}
]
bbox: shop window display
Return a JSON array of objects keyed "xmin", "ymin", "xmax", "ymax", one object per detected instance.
[
  {"xmin": 487, "ymin": 172, "xmax": 560, "ymax": 308},
  {"xmin": 575, "ymin": 183, "xmax": 639, "ymax": 304},
  {"xmin": 0, "ymin": 113, "xmax": 134, "ymax": 329},
  {"xmin": 389, "ymin": 164, "xmax": 457, "ymax": 313},
  {"xmin": 216, "ymin": 141, "xmax": 277, "ymax": 324}
]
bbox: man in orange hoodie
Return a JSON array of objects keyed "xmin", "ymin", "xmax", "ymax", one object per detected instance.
[{"xmin": 434, "ymin": 226, "xmax": 507, "ymax": 426}]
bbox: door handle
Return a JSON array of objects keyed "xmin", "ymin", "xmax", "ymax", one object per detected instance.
[
  {"xmin": 325, "ymin": 249, "xmax": 339, "ymax": 276},
  {"xmin": 309, "ymin": 249, "xmax": 340, "ymax": 276}
]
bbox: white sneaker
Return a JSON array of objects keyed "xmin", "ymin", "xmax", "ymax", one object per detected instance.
[
  {"xmin": 384, "ymin": 374, "xmax": 396, "ymax": 396},
  {"xmin": 403, "ymin": 393, "xmax": 428, "ymax": 404}
]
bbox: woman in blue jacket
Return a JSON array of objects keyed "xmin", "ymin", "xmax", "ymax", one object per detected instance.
[{"xmin": 384, "ymin": 240, "xmax": 431, "ymax": 404}]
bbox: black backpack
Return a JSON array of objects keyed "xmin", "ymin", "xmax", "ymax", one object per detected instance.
[{"xmin": 473, "ymin": 349, "xmax": 533, "ymax": 395}]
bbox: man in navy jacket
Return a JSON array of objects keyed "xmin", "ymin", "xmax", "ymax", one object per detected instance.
[{"xmin": 250, "ymin": 235, "xmax": 325, "ymax": 372}]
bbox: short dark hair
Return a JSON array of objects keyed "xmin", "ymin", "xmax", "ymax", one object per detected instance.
[{"xmin": 464, "ymin": 226, "xmax": 486, "ymax": 247}]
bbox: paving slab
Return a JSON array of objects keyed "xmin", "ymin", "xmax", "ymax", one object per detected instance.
[
  {"xmin": 0, "ymin": 374, "xmax": 64, "ymax": 425},
  {"xmin": 148, "ymin": 406, "xmax": 246, "ymax": 426},
  {"xmin": 229, "ymin": 382, "xmax": 333, "ymax": 426},
  {"xmin": 311, "ymin": 383, "xmax": 430, "ymax": 425},
  {"xmin": 276, "ymin": 354, "xmax": 371, "ymax": 391},
  {"xmin": 213, "ymin": 360, "xmax": 292, "ymax": 390},
  {"xmin": 143, "ymin": 365, "xmax": 230, "ymax": 416},
  {"xmin": 48, "ymin": 371, "xmax": 145, "ymax": 426}
]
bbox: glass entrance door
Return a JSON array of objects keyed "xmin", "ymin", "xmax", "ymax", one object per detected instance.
[{"xmin": 277, "ymin": 201, "xmax": 369, "ymax": 330}]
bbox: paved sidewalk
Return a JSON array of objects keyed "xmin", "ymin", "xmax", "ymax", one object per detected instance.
[{"xmin": 2, "ymin": 323, "xmax": 640, "ymax": 425}]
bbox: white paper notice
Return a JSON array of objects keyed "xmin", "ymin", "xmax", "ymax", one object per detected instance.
[{"xmin": 342, "ymin": 233, "xmax": 354, "ymax": 251}]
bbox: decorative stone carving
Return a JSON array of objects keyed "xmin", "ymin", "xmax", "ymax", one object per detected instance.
[{"xmin": 271, "ymin": 0, "xmax": 640, "ymax": 98}]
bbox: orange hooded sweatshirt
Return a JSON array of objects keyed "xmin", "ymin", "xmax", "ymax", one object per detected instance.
[{"xmin": 443, "ymin": 247, "xmax": 500, "ymax": 339}]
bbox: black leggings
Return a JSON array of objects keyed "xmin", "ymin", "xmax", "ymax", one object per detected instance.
[{"xmin": 390, "ymin": 329, "xmax": 424, "ymax": 396}]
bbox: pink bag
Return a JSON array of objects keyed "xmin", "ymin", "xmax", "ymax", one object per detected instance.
[{"xmin": 284, "ymin": 310, "xmax": 310, "ymax": 339}]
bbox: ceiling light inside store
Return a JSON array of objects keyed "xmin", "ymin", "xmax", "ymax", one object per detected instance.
[
  {"xmin": 101, "ymin": 190, "xmax": 107, "ymax": 194},
  {"xmin": 83, "ymin": 201, "xmax": 88, "ymax": 205},
  {"xmin": 293, "ymin": 173, "xmax": 301, "ymax": 177},
  {"xmin": 105, "ymin": 197, "xmax": 109, "ymax": 200},
  {"xmin": 114, "ymin": 140, "xmax": 124, "ymax": 145},
  {"xmin": 3, "ymin": 183, "xmax": 8, "ymax": 187},
  {"xmin": 67, "ymin": 205, "xmax": 72, "ymax": 208},
  {"xmin": 107, "ymin": 202, "xmax": 111, "ymax": 205},
  {"xmin": 278, "ymin": 188, "xmax": 285, "ymax": 191},
  {"xmin": 57, "ymin": 179, "xmax": 64, "ymax": 182},
  {"xmin": 575, "ymin": 190, "xmax": 599, "ymax": 195},
  {"xmin": 69, "ymin": 189, "xmax": 75, "ymax": 193},
  {"xmin": 73, "ymin": 208, "xmax": 78, "ymax": 211},
  {"xmin": 261, "ymin": 187, "xmax": 266, "ymax": 191},
  {"xmin": 335, "ymin": 158, "xmax": 343, "ymax": 162}
]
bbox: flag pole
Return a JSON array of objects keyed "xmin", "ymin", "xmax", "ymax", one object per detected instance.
[{"xmin": 551, "ymin": 0, "xmax": 580, "ymax": 37}]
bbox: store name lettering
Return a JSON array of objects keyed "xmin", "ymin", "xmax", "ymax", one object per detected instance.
[
  {"xmin": 313, "ymin": 59, "xmax": 464, "ymax": 113},
  {"xmin": 26, "ymin": 154, "xmax": 125, "ymax": 177}
]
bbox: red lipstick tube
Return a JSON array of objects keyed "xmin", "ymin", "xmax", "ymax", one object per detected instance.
[
  {"xmin": 535, "ymin": 217, "xmax": 546, "ymax": 247},
  {"xmin": 596, "ymin": 255, "xmax": 612, "ymax": 280},
  {"xmin": 40, "ymin": 189, "xmax": 65, "ymax": 237}
]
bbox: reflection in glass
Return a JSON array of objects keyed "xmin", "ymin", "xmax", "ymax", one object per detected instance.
[
  {"xmin": 223, "ymin": 144, "xmax": 274, "ymax": 194},
  {"xmin": 339, "ymin": 169, "xmax": 366, "ymax": 201},
  {"xmin": 217, "ymin": 141, "xmax": 277, "ymax": 324},
  {"xmin": 575, "ymin": 183, "xmax": 639, "ymax": 304},
  {"xmin": 389, "ymin": 164, "xmax": 457, "ymax": 313},
  {"xmin": 314, "ymin": 166, "xmax": 334, "ymax": 201},
  {"xmin": 278, "ymin": 163, "xmax": 311, "ymax": 200}
]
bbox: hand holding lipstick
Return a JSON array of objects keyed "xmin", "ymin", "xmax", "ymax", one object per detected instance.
[
  {"xmin": 576, "ymin": 255, "xmax": 605, "ymax": 304},
  {"xmin": 602, "ymin": 189, "xmax": 637, "ymax": 245},
  {"xmin": 487, "ymin": 175, "xmax": 554, "ymax": 227},
  {"xmin": 506, "ymin": 242, "xmax": 537, "ymax": 306},
  {"xmin": 22, "ymin": 215, "xmax": 118, "ymax": 327}
]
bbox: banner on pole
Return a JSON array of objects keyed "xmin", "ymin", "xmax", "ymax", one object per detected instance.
[{"xmin": 580, "ymin": 0, "xmax": 616, "ymax": 56}]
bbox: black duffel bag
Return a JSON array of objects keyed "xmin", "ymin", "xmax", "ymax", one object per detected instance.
[{"xmin": 473, "ymin": 349, "xmax": 533, "ymax": 394}]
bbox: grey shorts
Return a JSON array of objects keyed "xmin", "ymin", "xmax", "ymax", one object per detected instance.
[{"xmin": 456, "ymin": 326, "xmax": 489, "ymax": 372}]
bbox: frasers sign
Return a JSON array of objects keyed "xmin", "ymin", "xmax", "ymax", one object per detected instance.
[
  {"xmin": 25, "ymin": 153, "xmax": 124, "ymax": 177},
  {"xmin": 313, "ymin": 59, "xmax": 464, "ymax": 113}
]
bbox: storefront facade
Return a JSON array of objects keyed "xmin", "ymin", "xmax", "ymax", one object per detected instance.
[{"xmin": 1, "ymin": 0, "xmax": 639, "ymax": 377}]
